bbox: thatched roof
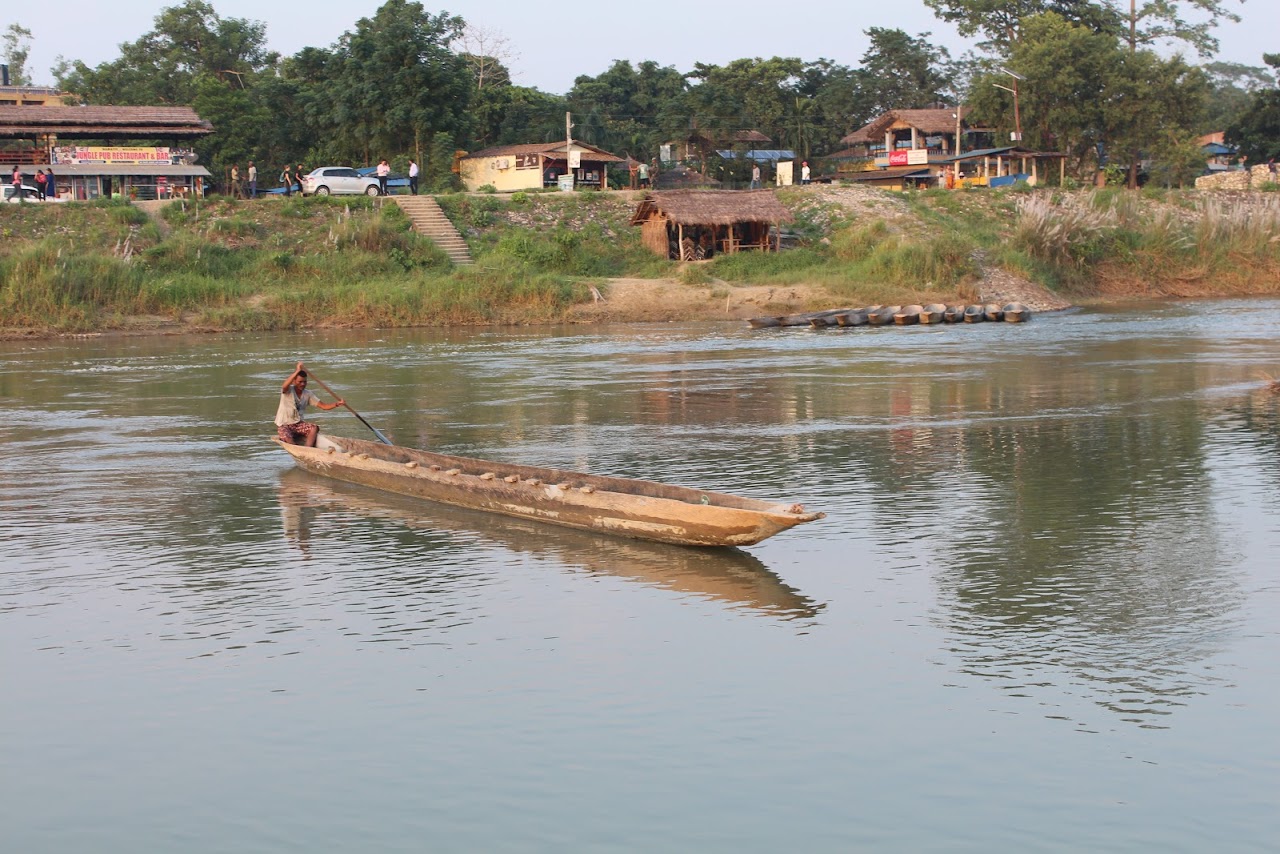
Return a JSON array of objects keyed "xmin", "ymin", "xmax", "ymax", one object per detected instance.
[
  {"xmin": 630, "ymin": 190, "xmax": 794, "ymax": 227},
  {"xmin": 461, "ymin": 139, "xmax": 622, "ymax": 162},
  {"xmin": 0, "ymin": 105, "xmax": 214, "ymax": 138},
  {"xmin": 840, "ymin": 107, "xmax": 970, "ymax": 145}
]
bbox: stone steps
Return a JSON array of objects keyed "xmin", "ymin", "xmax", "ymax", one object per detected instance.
[{"xmin": 391, "ymin": 196, "xmax": 473, "ymax": 265}]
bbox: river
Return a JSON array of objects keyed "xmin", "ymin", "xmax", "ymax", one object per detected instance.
[{"xmin": 3, "ymin": 300, "xmax": 1279, "ymax": 851}]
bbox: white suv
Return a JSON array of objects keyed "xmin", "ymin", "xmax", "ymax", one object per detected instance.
[{"xmin": 300, "ymin": 167, "xmax": 381, "ymax": 196}]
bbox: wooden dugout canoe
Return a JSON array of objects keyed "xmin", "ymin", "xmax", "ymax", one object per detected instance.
[
  {"xmin": 278, "ymin": 469, "xmax": 822, "ymax": 619},
  {"xmin": 894, "ymin": 305, "xmax": 923, "ymax": 325},
  {"xmin": 274, "ymin": 435, "xmax": 824, "ymax": 547},
  {"xmin": 963, "ymin": 304, "xmax": 985, "ymax": 322},
  {"xmin": 919, "ymin": 304, "xmax": 947, "ymax": 324},
  {"xmin": 1002, "ymin": 302, "xmax": 1030, "ymax": 322},
  {"xmin": 867, "ymin": 305, "xmax": 901, "ymax": 326}
]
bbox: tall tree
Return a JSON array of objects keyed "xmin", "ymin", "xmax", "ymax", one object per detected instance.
[
  {"xmin": 967, "ymin": 12, "xmax": 1207, "ymax": 183},
  {"xmin": 326, "ymin": 0, "xmax": 472, "ymax": 164},
  {"xmin": 1201, "ymin": 60, "xmax": 1277, "ymax": 134},
  {"xmin": 1226, "ymin": 54, "xmax": 1280, "ymax": 164},
  {"xmin": 566, "ymin": 60, "xmax": 687, "ymax": 160},
  {"xmin": 55, "ymin": 0, "xmax": 275, "ymax": 105},
  {"xmin": 853, "ymin": 28, "xmax": 954, "ymax": 117},
  {"xmin": 2, "ymin": 23, "xmax": 32, "ymax": 85},
  {"xmin": 923, "ymin": 0, "xmax": 1124, "ymax": 51},
  {"xmin": 455, "ymin": 24, "xmax": 517, "ymax": 91}
]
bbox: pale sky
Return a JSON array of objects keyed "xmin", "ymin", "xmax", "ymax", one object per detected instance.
[{"xmin": 5, "ymin": 0, "xmax": 1273, "ymax": 95}]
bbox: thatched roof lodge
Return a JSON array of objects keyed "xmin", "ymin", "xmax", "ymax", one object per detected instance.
[{"xmin": 631, "ymin": 190, "xmax": 794, "ymax": 260}]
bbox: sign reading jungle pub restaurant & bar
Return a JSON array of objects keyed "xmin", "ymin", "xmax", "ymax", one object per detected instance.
[{"xmin": 53, "ymin": 146, "xmax": 172, "ymax": 164}]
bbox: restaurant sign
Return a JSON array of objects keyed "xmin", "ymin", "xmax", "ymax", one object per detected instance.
[{"xmin": 68, "ymin": 146, "xmax": 172, "ymax": 164}]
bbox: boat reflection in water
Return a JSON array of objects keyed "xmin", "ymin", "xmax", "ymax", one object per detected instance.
[{"xmin": 277, "ymin": 468, "xmax": 822, "ymax": 622}]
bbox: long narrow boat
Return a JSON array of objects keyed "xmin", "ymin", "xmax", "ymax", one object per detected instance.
[
  {"xmin": 747, "ymin": 315, "xmax": 783, "ymax": 329},
  {"xmin": 275, "ymin": 435, "xmax": 824, "ymax": 547},
  {"xmin": 834, "ymin": 309, "xmax": 869, "ymax": 327},
  {"xmin": 963, "ymin": 304, "xmax": 985, "ymax": 322},
  {"xmin": 777, "ymin": 308, "xmax": 850, "ymax": 327},
  {"xmin": 894, "ymin": 304, "xmax": 923, "ymax": 325},
  {"xmin": 943, "ymin": 305, "xmax": 965, "ymax": 323},
  {"xmin": 279, "ymin": 469, "xmax": 822, "ymax": 619},
  {"xmin": 1002, "ymin": 302, "xmax": 1030, "ymax": 322},
  {"xmin": 867, "ymin": 305, "xmax": 901, "ymax": 326},
  {"xmin": 919, "ymin": 303, "xmax": 946, "ymax": 324},
  {"xmin": 984, "ymin": 303, "xmax": 1005, "ymax": 322}
]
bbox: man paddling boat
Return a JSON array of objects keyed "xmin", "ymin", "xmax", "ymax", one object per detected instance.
[{"xmin": 276, "ymin": 362, "xmax": 344, "ymax": 447}]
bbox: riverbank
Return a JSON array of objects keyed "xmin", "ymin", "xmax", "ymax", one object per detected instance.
[{"xmin": 1, "ymin": 186, "xmax": 1275, "ymax": 339}]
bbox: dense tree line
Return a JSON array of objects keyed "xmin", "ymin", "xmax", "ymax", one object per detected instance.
[{"xmin": 4, "ymin": 0, "xmax": 1274, "ymax": 187}]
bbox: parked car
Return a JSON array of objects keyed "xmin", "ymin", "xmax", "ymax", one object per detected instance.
[{"xmin": 300, "ymin": 167, "xmax": 381, "ymax": 196}]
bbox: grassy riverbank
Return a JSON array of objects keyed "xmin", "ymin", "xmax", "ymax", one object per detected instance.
[{"xmin": 2, "ymin": 186, "xmax": 1278, "ymax": 337}]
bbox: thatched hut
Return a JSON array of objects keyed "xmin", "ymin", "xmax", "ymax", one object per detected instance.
[{"xmin": 630, "ymin": 190, "xmax": 794, "ymax": 261}]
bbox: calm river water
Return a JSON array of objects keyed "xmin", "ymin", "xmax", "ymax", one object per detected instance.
[{"xmin": 3, "ymin": 300, "xmax": 1279, "ymax": 851}]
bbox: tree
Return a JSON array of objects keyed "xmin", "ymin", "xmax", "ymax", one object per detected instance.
[
  {"xmin": 923, "ymin": 0, "xmax": 1238, "ymax": 56},
  {"xmin": 923, "ymin": 0, "xmax": 1124, "ymax": 51},
  {"xmin": 967, "ymin": 13, "xmax": 1119, "ymax": 176},
  {"xmin": 967, "ymin": 12, "xmax": 1207, "ymax": 184},
  {"xmin": 1118, "ymin": 0, "xmax": 1242, "ymax": 58},
  {"xmin": 55, "ymin": 0, "xmax": 276, "ymax": 105},
  {"xmin": 456, "ymin": 24, "xmax": 517, "ymax": 90},
  {"xmin": 1201, "ymin": 60, "xmax": 1278, "ymax": 133},
  {"xmin": 2, "ymin": 23, "xmax": 32, "ymax": 85},
  {"xmin": 1226, "ymin": 54, "xmax": 1280, "ymax": 164},
  {"xmin": 566, "ymin": 60, "xmax": 688, "ymax": 160},
  {"xmin": 853, "ymin": 28, "xmax": 954, "ymax": 117},
  {"xmin": 325, "ymin": 0, "xmax": 472, "ymax": 163},
  {"xmin": 1103, "ymin": 49, "xmax": 1208, "ymax": 186}
]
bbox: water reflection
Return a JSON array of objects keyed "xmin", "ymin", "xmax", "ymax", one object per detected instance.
[
  {"xmin": 277, "ymin": 468, "xmax": 822, "ymax": 622},
  {"xmin": 928, "ymin": 393, "xmax": 1244, "ymax": 729}
]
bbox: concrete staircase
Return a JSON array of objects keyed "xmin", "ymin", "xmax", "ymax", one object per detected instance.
[{"xmin": 392, "ymin": 195, "xmax": 473, "ymax": 265}]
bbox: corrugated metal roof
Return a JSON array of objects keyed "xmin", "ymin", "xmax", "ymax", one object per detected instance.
[
  {"xmin": 461, "ymin": 139, "xmax": 623, "ymax": 162},
  {"xmin": 942, "ymin": 146, "xmax": 1066, "ymax": 162},
  {"xmin": 716, "ymin": 149, "xmax": 795, "ymax": 161}
]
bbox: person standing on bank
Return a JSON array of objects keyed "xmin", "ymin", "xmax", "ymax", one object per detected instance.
[
  {"xmin": 276, "ymin": 363, "xmax": 344, "ymax": 447},
  {"xmin": 281, "ymin": 164, "xmax": 292, "ymax": 196},
  {"xmin": 45, "ymin": 167, "xmax": 55, "ymax": 200},
  {"xmin": 408, "ymin": 159, "xmax": 419, "ymax": 195},
  {"xmin": 35, "ymin": 169, "xmax": 46, "ymax": 200},
  {"xmin": 230, "ymin": 164, "xmax": 241, "ymax": 198},
  {"xmin": 376, "ymin": 159, "xmax": 390, "ymax": 195},
  {"xmin": 750, "ymin": 162, "xmax": 761, "ymax": 189},
  {"xmin": 295, "ymin": 164, "xmax": 306, "ymax": 195},
  {"xmin": 801, "ymin": 161, "xmax": 811, "ymax": 185},
  {"xmin": 247, "ymin": 161, "xmax": 257, "ymax": 198}
]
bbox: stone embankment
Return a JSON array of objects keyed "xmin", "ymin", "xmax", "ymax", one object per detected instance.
[{"xmin": 1194, "ymin": 164, "xmax": 1278, "ymax": 190}]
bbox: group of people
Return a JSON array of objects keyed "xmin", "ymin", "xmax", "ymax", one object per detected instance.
[
  {"xmin": 229, "ymin": 158, "xmax": 420, "ymax": 198},
  {"xmin": 278, "ymin": 164, "xmax": 306, "ymax": 196},
  {"xmin": 228, "ymin": 162, "xmax": 259, "ymax": 198},
  {"xmin": 10, "ymin": 165, "xmax": 57, "ymax": 200}
]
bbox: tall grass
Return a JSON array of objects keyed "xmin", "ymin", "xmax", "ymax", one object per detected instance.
[{"xmin": 1014, "ymin": 190, "xmax": 1280, "ymax": 292}]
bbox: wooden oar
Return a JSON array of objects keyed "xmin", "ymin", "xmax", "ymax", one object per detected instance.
[{"xmin": 306, "ymin": 370, "xmax": 392, "ymax": 445}]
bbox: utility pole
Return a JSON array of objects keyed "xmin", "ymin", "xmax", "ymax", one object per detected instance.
[
  {"xmin": 565, "ymin": 111, "xmax": 574, "ymax": 189},
  {"xmin": 995, "ymin": 68, "xmax": 1024, "ymax": 144}
]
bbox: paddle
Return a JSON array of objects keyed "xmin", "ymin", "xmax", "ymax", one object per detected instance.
[{"xmin": 305, "ymin": 369, "xmax": 393, "ymax": 445}]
